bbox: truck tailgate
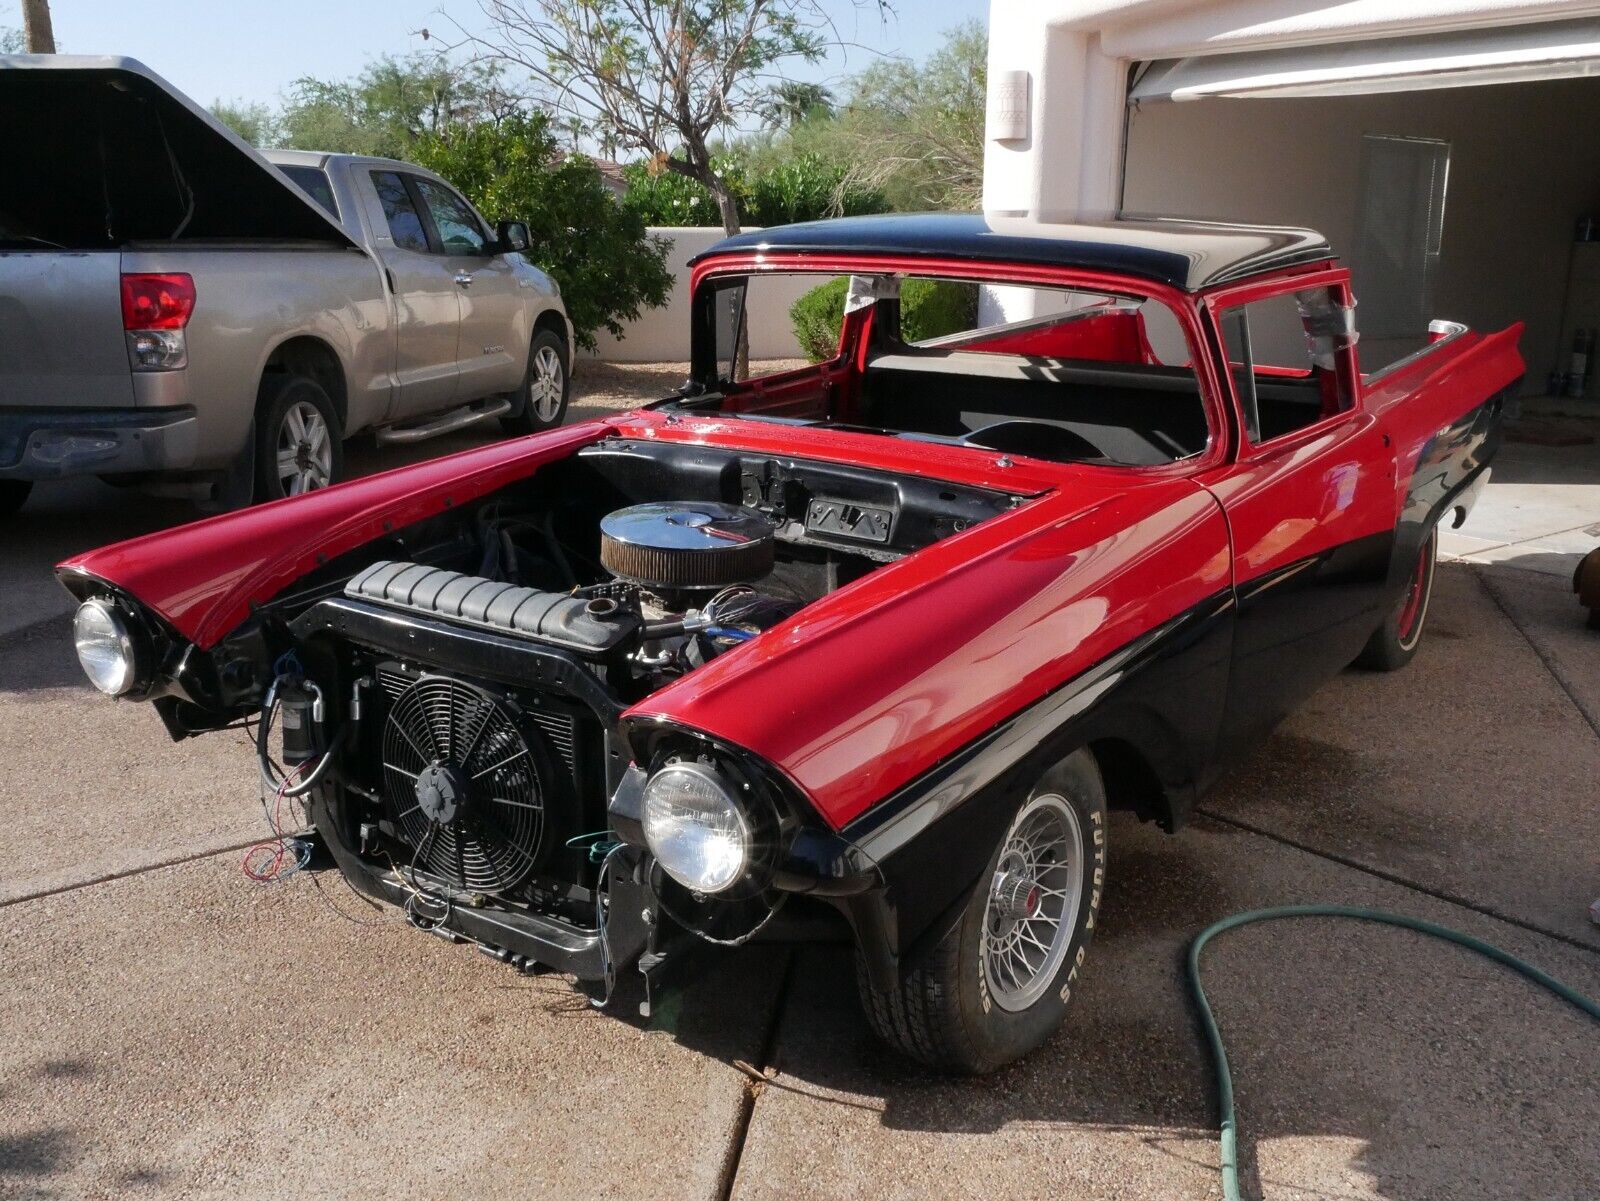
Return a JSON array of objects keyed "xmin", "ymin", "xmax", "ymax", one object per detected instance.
[{"xmin": 0, "ymin": 252, "xmax": 132, "ymax": 408}]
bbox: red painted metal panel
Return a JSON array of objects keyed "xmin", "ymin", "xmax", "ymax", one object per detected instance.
[
  {"xmin": 624, "ymin": 477, "xmax": 1230, "ymax": 828},
  {"xmin": 959, "ymin": 307, "xmax": 1159, "ymax": 364},
  {"xmin": 58, "ymin": 421, "xmax": 616, "ymax": 648}
]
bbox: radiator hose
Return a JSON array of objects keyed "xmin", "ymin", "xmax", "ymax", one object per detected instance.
[{"xmin": 1188, "ymin": 905, "xmax": 1600, "ymax": 1201}]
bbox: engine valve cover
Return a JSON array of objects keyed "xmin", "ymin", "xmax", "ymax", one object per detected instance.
[{"xmin": 600, "ymin": 502, "xmax": 775, "ymax": 590}]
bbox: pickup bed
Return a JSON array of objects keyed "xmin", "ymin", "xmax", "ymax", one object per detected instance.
[{"xmin": 0, "ymin": 55, "xmax": 572, "ymax": 514}]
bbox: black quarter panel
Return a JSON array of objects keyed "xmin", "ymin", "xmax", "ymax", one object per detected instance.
[{"xmin": 836, "ymin": 593, "xmax": 1233, "ymax": 979}]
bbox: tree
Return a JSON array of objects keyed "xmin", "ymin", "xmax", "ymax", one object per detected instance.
[
  {"xmin": 411, "ymin": 112, "xmax": 672, "ymax": 350},
  {"xmin": 759, "ymin": 80, "xmax": 833, "ymax": 130},
  {"xmin": 20, "ymin": 0, "xmax": 53, "ymax": 52},
  {"xmin": 440, "ymin": 0, "xmax": 886, "ymax": 237},
  {"xmin": 279, "ymin": 55, "xmax": 529, "ymax": 158},
  {"xmin": 0, "ymin": 25, "xmax": 22, "ymax": 52},
  {"xmin": 211, "ymin": 99, "xmax": 280, "ymax": 147},
  {"xmin": 832, "ymin": 21, "xmax": 986, "ymax": 211}
]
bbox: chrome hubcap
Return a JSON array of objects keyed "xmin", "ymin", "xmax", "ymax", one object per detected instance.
[
  {"xmin": 275, "ymin": 401, "xmax": 332, "ymax": 496},
  {"xmin": 982, "ymin": 794, "xmax": 1084, "ymax": 1012},
  {"xmin": 530, "ymin": 345, "xmax": 565, "ymax": 422}
]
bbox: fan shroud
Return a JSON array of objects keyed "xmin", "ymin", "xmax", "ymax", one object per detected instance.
[{"xmin": 379, "ymin": 674, "xmax": 550, "ymax": 895}]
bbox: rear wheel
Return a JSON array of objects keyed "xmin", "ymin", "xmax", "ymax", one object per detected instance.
[
  {"xmin": 0, "ymin": 480, "xmax": 32, "ymax": 517},
  {"xmin": 254, "ymin": 374, "xmax": 344, "ymax": 502},
  {"xmin": 1357, "ymin": 526, "xmax": 1438, "ymax": 670},
  {"xmin": 856, "ymin": 749, "xmax": 1106, "ymax": 1073},
  {"xmin": 501, "ymin": 329, "xmax": 570, "ymax": 435}
]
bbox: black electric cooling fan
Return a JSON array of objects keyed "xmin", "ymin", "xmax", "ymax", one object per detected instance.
[{"xmin": 379, "ymin": 675, "xmax": 549, "ymax": 894}]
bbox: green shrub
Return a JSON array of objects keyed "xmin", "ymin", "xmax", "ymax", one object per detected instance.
[
  {"xmin": 623, "ymin": 152, "xmax": 887, "ymax": 228},
  {"xmin": 789, "ymin": 277, "xmax": 979, "ymax": 362},
  {"xmin": 412, "ymin": 114, "xmax": 672, "ymax": 350},
  {"xmin": 621, "ymin": 158, "xmax": 744, "ymax": 227},
  {"xmin": 789, "ymin": 277, "xmax": 851, "ymax": 361}
]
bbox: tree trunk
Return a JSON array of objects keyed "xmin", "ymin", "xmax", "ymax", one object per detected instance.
[
  {"xmin": 22, "ymin": 0, "xmax": 55, "ymax": 52},
  {"xmin": 710, "ymin": 182, "xmax": 741, "ymax": 238}
]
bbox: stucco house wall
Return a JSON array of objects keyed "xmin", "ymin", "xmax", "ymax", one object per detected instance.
[{"xmin": 583, "ymin": 227, "xmax": 812, "ymax": 363}]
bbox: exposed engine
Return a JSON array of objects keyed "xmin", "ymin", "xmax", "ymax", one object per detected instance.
[
  {"xmin": 235, "ymin": 439, "xmax": 1015, "ymax": 995},
  {"xmin": 333, "ymin": 500, "xmax": 802, "ymax": 906}
]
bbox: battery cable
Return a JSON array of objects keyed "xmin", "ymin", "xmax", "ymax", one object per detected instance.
[{"xmin": 1189, "ymin": 906, "xmax": 1600, "ymax": 1201}]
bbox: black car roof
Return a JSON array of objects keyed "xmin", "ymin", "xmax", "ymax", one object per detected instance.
[{"xmin": 692, "ymin": 212, "xmax": 1333, "ymax": 292}]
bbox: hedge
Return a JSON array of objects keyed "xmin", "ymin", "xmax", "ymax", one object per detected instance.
[{"xmin": 790, "ymin": 277, "xmax": 979, "ymax": 362}]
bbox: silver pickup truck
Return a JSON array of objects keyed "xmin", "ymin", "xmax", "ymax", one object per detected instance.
[{"xmin": 0, "ymin": 55, "xmax": 573, "ymax": 516}]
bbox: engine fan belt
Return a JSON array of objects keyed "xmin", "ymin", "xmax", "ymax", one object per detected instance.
[{"xmin": 346, "ymin": 561, "xmax": 640, "ymax": 656}]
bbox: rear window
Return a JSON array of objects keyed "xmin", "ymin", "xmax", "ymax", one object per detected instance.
[{"xmin": 278, "ymin": 165, "xmax": 339, "ymax": 220}]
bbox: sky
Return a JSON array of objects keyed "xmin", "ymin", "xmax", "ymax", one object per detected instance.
[{"xmin": 28, "ymin": 0, "xmax": 989, "ymax": 111}]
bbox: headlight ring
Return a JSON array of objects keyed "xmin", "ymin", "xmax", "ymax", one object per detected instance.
[
  {"xmin": 641, "ymin": 758, "xmax": 755, "ymax": 895},
  {"xmin": 72, "ymin": 598, "xmax": 147, "ymax": 697}
]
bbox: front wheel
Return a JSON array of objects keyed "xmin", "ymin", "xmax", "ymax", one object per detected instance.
[
  {"xmin": 1356, "ymin": 526, "xmax": 1438, "ymax": 671},
  {"xmin": 254, "ymin": 374, "xmax": 345, "ymax": 502},
  {"xmin": 0, "ymin": 480, "xmax": 32, "ymax": 517},
  {"xmin": 856, "ymin": 749, "xmax": 1107, "ymax": 1073},
  {"xmin": 501, "ymin": 329, "xmax": 570, "ymax": 435}
]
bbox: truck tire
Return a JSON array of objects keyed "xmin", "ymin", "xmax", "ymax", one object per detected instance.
[
  {"xmin": 254, "ymin": 374, "xmax": 345, "ymax": 502},
  {"xmin": 856, "ymin": 749, "xmax": 1107, "ymax": 1073},
  {"xmin": 0, "ymin": 480, "xmax": 32, "ymax": 517},
  {"xmin": 502, "ymin": 329, "xmax": 570, "ymax": 435},
  {"xmin": 1356, "ymin": 526, "xmax": 1437, "ymax": 671}
]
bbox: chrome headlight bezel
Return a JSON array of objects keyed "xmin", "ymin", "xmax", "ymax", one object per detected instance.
[
  {"xmin": 72, "ymin": 597, "xmax": 146, "ymax": 697},
  {"xmin": 641, "ymin": 758, "xmax": 754, "ymax": 895}
]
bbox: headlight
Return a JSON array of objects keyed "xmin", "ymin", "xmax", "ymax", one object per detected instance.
[
  {"xmin": 642, "ymin": 761, "xmax": 751, "ymax": 894},
  {"xmin": 73, "ymin": 599, "xmax": 140, "ymax": 696}
]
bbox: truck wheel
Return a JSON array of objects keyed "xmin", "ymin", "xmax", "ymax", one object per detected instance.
[
  {"xmin": 502, "ymin": 329, "xmax": 570, "ymax": 435},
  {"xmin": 254, "ymin": 375, "xmax": 344, "ymax": 501},
  {"xmin": 0, "ymin": 481, "xmax": 32, "ymax": 517},
  {"xmin": 1356, "ymin": 526, "xmax": 1438, "ymax": 671},
  {"xmin": 856, "ymin": 749, "xmax": 1107, "ymax": 1073}
]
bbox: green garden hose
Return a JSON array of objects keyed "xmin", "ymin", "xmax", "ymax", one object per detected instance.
[{"xmin": 1188, "ymin": 905, "xmax": 1600, "ymax": 1201}]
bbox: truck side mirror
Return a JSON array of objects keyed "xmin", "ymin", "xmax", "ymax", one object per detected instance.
[{"xmin": 496, "ymin": 220, "xmax": 531, "ymax": 255}]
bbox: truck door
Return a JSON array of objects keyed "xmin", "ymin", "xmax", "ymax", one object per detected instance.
[
  {"xmin": 410, "ymin": 177, "xmax": 527, "ymax": 403},
  {"xmin": 1198, "ymin": 273, "xmax": 1398, "ymax": 765},
  {"xmin": 365, "ymin": 170, "xmax": 460, "ymax": 418}
]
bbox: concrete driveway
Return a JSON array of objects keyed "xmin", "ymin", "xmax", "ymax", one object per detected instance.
[{"xmin": 3, "ymin": 372, "xmax": 1597, "ymax": 1200}]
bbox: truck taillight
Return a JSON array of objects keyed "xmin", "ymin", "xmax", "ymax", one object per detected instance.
[
  {"xmin": 120, "ymin": 273, "xmax": 196, "ymax": 331},
  {"xmin": 121, "ymin": 274, "xmax": 195, "ymax": 371}
]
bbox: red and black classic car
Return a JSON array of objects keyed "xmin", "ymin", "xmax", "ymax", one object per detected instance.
[{"xmin": 59, "ymin": 214, "xmax": 1522, "ymax": 1072}]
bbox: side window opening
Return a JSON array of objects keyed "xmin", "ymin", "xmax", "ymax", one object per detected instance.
[
  {"xmin": 1220, "ymin": 286, "xmax": 1357, "ymax": 445},
  {"xmin": 415, "ymin": 178, "xmax": 488, "ymax": 256},
  {"xmin": 278, "ymin": 165, "xmax": 339, "ymax": 221},
  {"xmin": 371, "ymin": 171, "xmax": 428, "ymax": 253}
]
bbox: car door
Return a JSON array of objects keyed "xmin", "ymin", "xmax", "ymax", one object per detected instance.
[
  {"xmin": 1198, "ymin": 271, "xmax": 1399, "ymax": 765},
  {"xmin": 364, "ymin": 169, "xmax": 461, "ymax": 419},
  {"xmin": 411, "ymin": 176, "xmax": 527, "ymax": 402}
]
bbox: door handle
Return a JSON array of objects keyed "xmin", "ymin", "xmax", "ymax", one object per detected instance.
[{"xmin": 454, "ymin": 272, "xmax": 474, "ymax": 287}]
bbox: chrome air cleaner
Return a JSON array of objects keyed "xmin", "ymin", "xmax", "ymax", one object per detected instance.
[{"xmin": 599, "ymin": 502, "xmax": 775, "ymax": 590}]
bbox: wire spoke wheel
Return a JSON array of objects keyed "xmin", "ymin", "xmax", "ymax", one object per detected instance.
[
  {"xmin": 981, "ymin": 794, "xmax": 1085, "ymax": 1012},
  {"xmin": 275, "ymin": 400, "xmax": 334, "ymax": 496},
  {"xmin": 530, "ymin": 345, "xmax": 565, "ymax": 422}
]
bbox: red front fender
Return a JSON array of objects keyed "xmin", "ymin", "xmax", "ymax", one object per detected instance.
[{"xmin": 57, "ymin": 421, "xmax": 616, "ymax": 648}]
